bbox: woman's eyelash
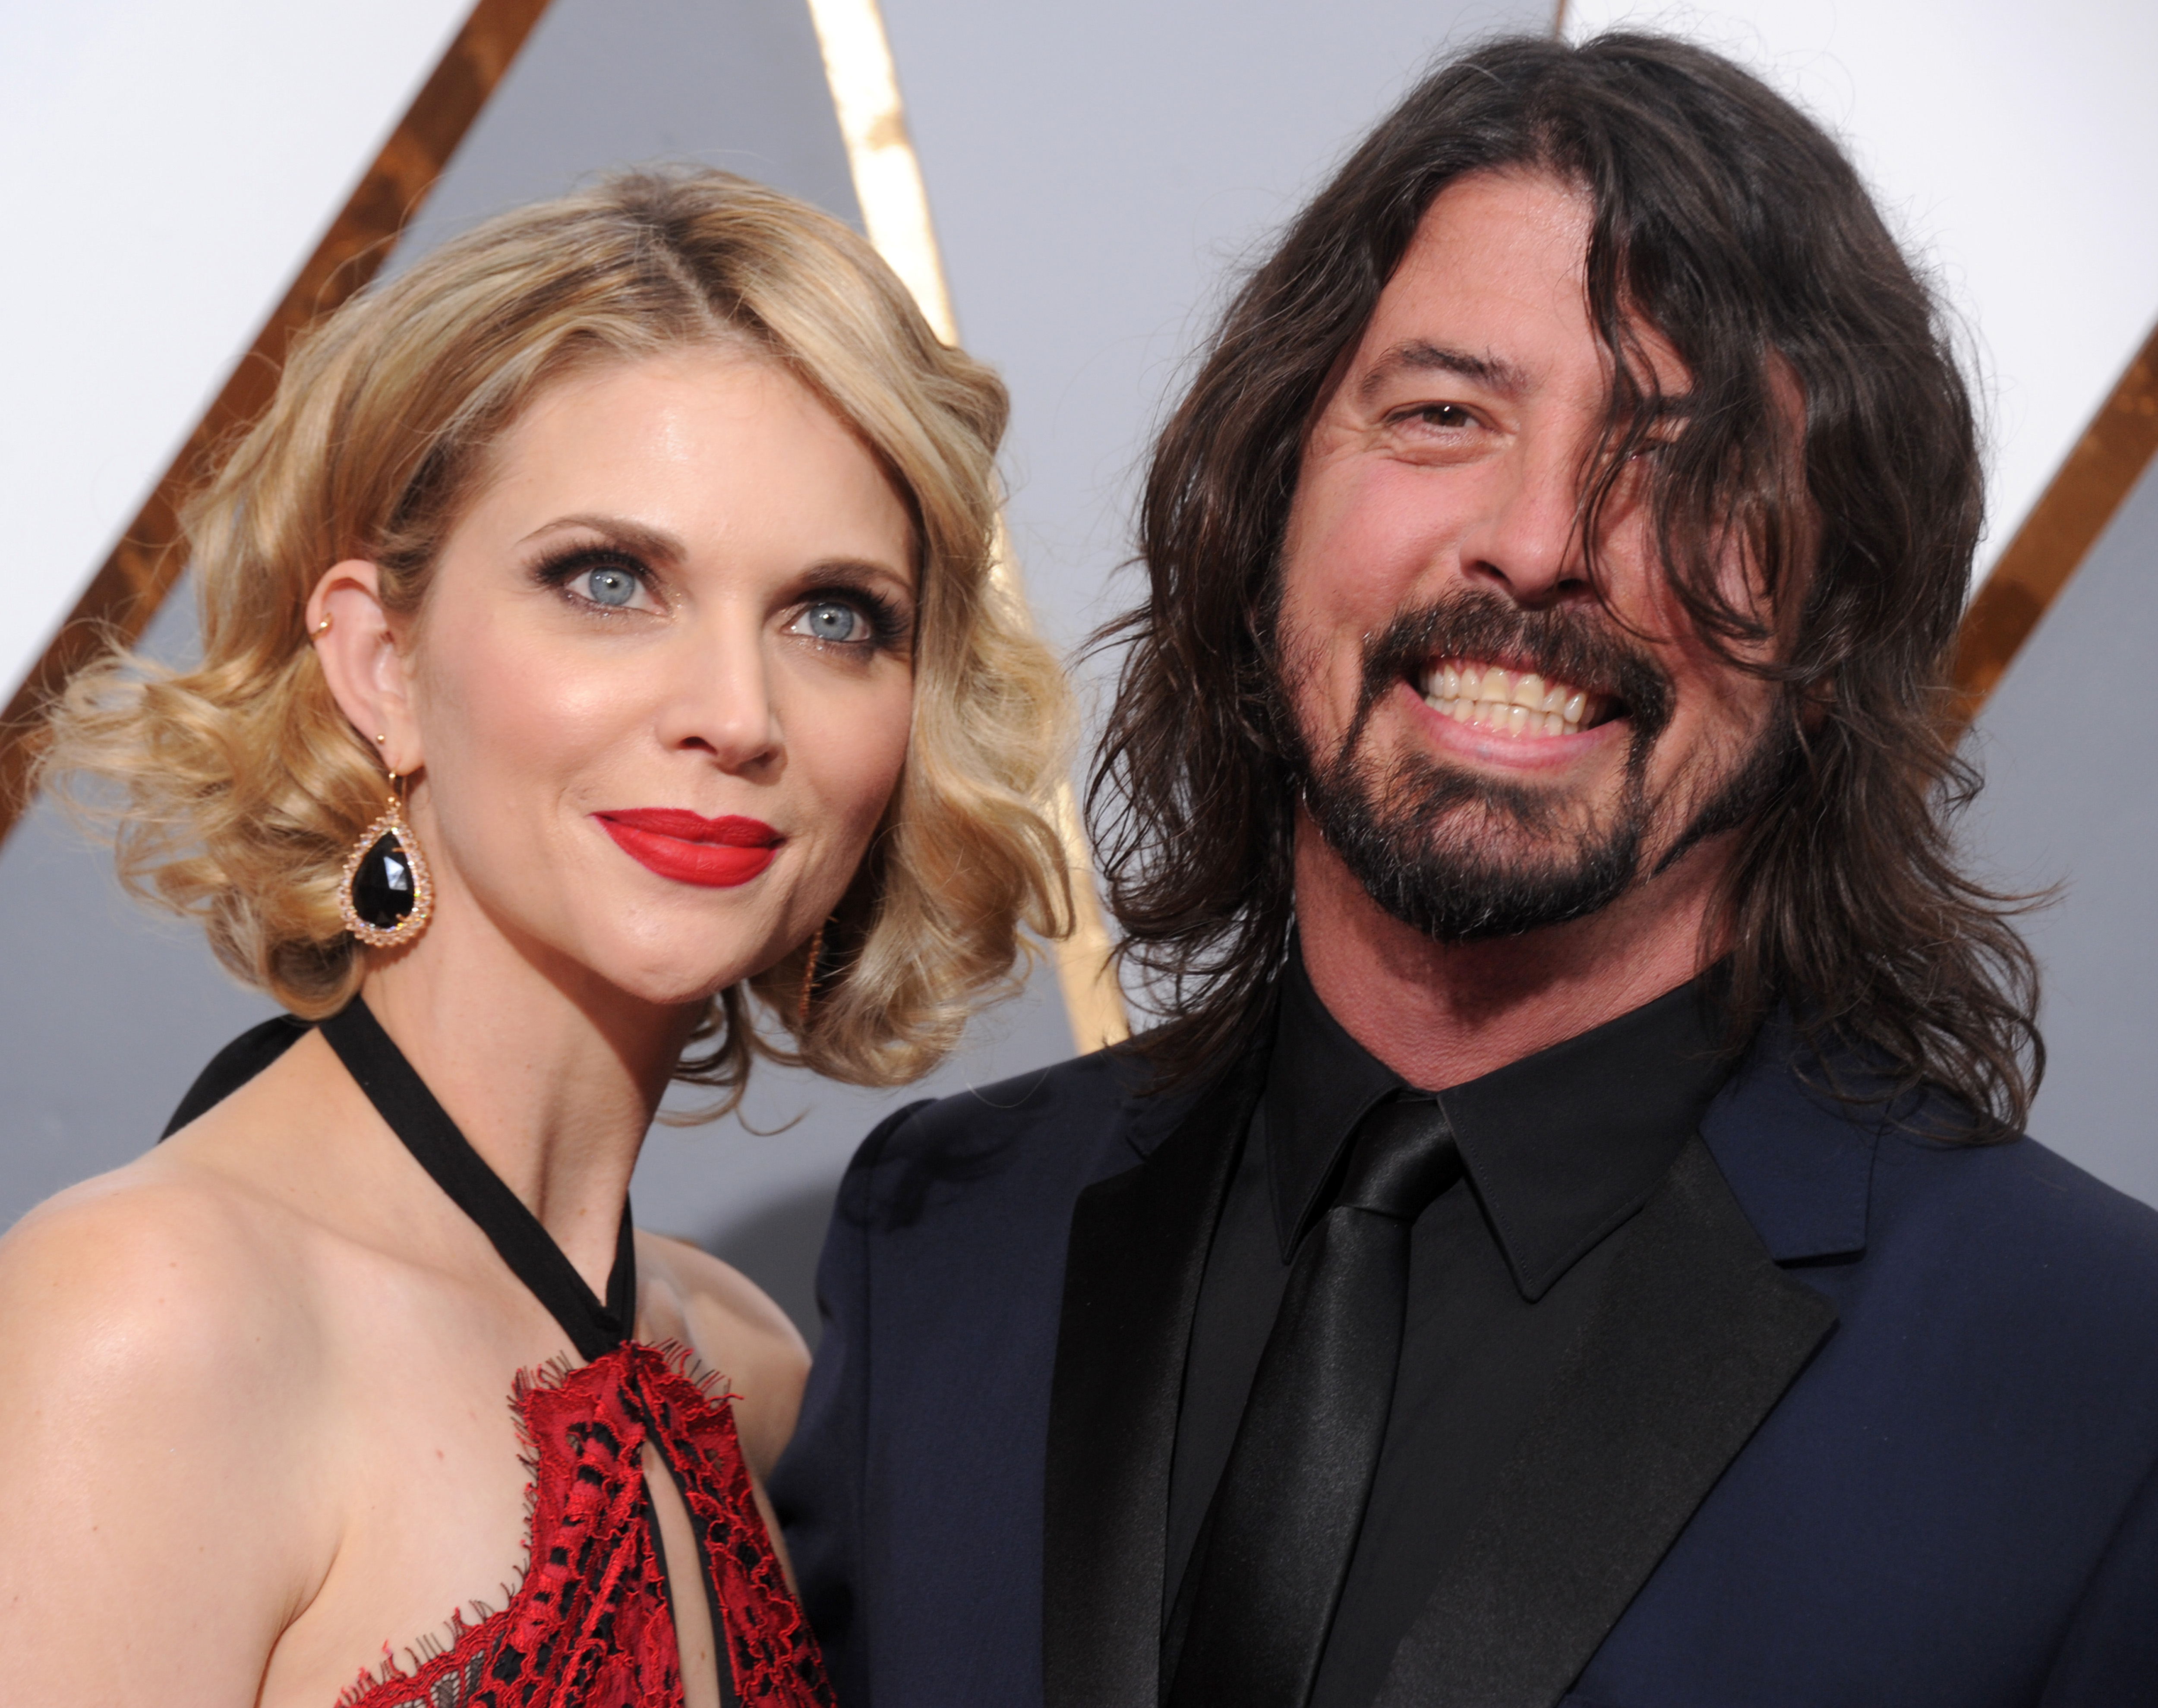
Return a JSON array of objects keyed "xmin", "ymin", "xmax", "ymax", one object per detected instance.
[
  {"xmin": 527, "ymin": 546, "xmax": 908, "ymax": 644},
  {"xmin": 804, "ymin": 586, "xmax": 911, "ymax": 649},
  {"xmin": 530, "ymin": 544, "xmax": 655, "ymax": 610}
]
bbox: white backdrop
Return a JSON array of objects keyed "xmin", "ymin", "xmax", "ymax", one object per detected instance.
[
  {"xmin": 0, "ymin": 0, "xmax": 473, "ymax": 706},
  {"xmin": 1565, "ymin": 0, "xmax": 2158, "ymax": 575}
]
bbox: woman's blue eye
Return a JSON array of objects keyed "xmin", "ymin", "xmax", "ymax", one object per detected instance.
[
  {"xmin": 799, "ymin": 600, "xmax": 865, "ymax": 643},
  {"xmin": 583, "ymin": 566, "xmax": 638, "ymax": 607}
]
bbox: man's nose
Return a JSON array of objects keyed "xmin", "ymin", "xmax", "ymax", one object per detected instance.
[
  {"xmin": 656, "ymin": 617, "xmax": 783, "ymax": 772},
  {"xmin": 1453, "ymin": 435, "xmax": 1594, "ymax": 609}
]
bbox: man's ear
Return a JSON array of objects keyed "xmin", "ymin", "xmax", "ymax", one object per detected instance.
[
  {"xmin": 306, "ymin": 562, "xmax": 423, "ymax": 777},
  {"xmin": 1798, "ymin": 672, "xmax": 1835, "ymax": 732}
]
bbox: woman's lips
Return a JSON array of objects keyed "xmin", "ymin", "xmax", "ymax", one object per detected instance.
[{"xmin": 594, "ymin": 809, "xmax": 780, "ymax": 888}]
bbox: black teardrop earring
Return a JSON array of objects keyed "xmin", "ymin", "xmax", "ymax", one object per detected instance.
[{"xmin": 338, "ymin": 763, "xmax": 434, "ymax": 948}]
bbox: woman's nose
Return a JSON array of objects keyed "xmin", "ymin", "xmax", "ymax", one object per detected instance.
[{"xmin": 655, "ymin": 618, "xmax": 782, "ymax": 771}]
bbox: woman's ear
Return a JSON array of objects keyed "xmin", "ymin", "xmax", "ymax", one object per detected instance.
[{"xmin": 307, "ymin": 562, "xmax": 423, "ymax": 777}]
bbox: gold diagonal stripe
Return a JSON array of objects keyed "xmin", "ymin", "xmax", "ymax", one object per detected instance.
[
  {"xmin": 1949, "ymin": 319, "xmax": 2158, "ymax": 733},
  {"xmin": 806, "ymin": 0, "xmax": 1129, "ymax": 1052}
]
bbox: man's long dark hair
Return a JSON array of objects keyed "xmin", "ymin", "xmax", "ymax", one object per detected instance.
[{"xmin": 1088, "ymin": 32, "xmax": 2043, "ymax": 1135}]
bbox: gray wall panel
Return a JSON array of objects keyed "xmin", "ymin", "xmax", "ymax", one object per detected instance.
[
  {"xmin": 1963, "ymin": 455, "xmax": 2158, "ymax": 1207},
  {"xmin": 0, "ymin": 591, "xmax": 278, "ymax": 1232},
  {"xmin": 381, "ymin": 0, "xmax": 862, "ymax": 273}
]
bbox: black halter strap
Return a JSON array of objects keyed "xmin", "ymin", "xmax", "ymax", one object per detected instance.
[{"xmin": 320, "ymin": 998, "xmax": 636, "ymax": 1361}]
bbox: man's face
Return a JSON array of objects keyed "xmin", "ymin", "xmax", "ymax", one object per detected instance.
[{"xmin": 1276, "ymin": 168, "xmax": 1789, "ymax": 943}]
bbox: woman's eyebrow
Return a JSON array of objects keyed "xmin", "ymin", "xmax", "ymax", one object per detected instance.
[
  {"xmin": 516, "ymin": 513, "xmax": 688, "ymax": 562},
  {"xmin": 804, "ymin": 556, "xmax": 919, "ymax": 598}
]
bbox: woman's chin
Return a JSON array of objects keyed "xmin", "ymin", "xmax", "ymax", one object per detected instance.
[
  {"xmin": 483, "ymin": 900, "xmax": 796, "ymax": 1013},
  {"xmin": 591, "ymin": 941, "xmax": 777, "ymax": 1011},
  {"xmin": 603, "ymin": 964, "xmax": 754, "ymax": 1012}
]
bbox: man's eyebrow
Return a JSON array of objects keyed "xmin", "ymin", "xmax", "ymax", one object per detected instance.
[
  {"xmin": 516, "ymin": 513, "xmax": 687, "ymax": 561},
  {"xmin": 1357, "ymin": 340, "xmax": 1529, "ymax": 402}
]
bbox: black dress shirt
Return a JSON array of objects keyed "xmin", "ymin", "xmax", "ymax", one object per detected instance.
[{"xmin": 1164, "ymin": 952, "xmax": 1739, "ymax": 1708}]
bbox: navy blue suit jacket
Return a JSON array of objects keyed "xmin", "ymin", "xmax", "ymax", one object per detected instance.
[{"xmin": 769, "ymin": 1019, "xmax": 2158, "ymax": 1707}]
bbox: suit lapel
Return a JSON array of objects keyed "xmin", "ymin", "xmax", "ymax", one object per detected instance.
[
  {"xmin": 1373, "ymin": 1136, "xmax": 1839, "ymax": 1708},
  {"xmin": 1044, "ymin": 1045, "xmax": 1266, "ymax": 1708}
]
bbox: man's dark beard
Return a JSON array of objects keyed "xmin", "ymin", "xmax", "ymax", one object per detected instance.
[{"xmin": 1284, "ymin": 592, "xmax": 1789, "ymax": 944}]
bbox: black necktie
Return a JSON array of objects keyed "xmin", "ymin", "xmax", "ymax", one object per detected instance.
[{"xmin": 1167, "ymin": 1094, "xmax": 1462, "ymax": 1708}]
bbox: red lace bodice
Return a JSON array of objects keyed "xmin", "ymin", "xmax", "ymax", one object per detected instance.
[{"xmin": 341, "ymin": 1342, "xmax": 831, "ymax": 1708}]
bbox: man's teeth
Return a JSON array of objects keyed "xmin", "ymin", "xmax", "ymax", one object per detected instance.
[{"xmin": 1417, "ymin": 660, "xmax": 1598, "ymax": 739}]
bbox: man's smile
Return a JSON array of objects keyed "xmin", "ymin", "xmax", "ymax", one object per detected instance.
[{"xmin": 1413, "ymin": 658, "xmax": 1622, "ymax": 742}]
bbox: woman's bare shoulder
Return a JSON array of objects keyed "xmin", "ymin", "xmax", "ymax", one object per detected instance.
[
  {"xmin": 635, "ymin": 1229, "xmax": 809, "ymax": 1475},
  {"xmin": 0, "ymin": 1153, "xmax": 323, "ymax": 1416},
  {"xmin": 0, "ymin": 1160, "xmax": 335, "ymax": 1698}
]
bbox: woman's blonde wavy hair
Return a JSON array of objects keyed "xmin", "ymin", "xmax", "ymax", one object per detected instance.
[{"xmin": 41, "ymin": 168, "xmax": 1073, "ymax": 1105}]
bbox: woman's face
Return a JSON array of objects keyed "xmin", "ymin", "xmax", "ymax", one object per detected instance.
[{"xmin": 371, "ymin": 351, "xmax": 918, "ymax": 1007}]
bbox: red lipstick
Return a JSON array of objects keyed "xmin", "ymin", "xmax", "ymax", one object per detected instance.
[{"xmin": 595, "ymin": 810, "xmax": 780, "ymax": 887}]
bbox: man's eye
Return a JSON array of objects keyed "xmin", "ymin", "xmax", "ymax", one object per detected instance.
[
  {"xmin": 793, "ymin": 600, "xmax": 867, "ymax": 643},
  {"xmin": 1417, "ymin": 404, "xmax": 1475, "ymax": 428},
  {"xmin": 583, "ymin": 566, "xmax": 640, "ymax": 608}
]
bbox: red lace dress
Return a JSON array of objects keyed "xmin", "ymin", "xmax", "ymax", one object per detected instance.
[
  {"xmin": 340, "ymin": 1345, "xmax": 827, "ymax": 1708},
  {"xmin": 306, "ymin": 1000, "xmax": 832, "ymax": 1708}
]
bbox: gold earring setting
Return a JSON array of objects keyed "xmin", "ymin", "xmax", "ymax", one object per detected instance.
[
  {"xmin": 338, "ymin": 776, "xmax": 434, "ymax": 947},
  {"xmin": 798, "ymin": 920, "xmax": 830, "ymax": 1026}
]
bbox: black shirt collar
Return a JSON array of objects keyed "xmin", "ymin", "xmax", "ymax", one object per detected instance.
[{"xmin": 1262, "ymin": 950, "xmax": 1736, "ymax": 1301}]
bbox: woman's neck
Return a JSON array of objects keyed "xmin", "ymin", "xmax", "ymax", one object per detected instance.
[{"xmin": 359, "ymin": 902, "xmax": 702, "ymax": 1298}]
